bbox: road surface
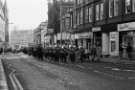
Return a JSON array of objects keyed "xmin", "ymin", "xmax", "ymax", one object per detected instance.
[{"xmin": 3, "ymin": 53, "xmax": 135, "ymax": 90}]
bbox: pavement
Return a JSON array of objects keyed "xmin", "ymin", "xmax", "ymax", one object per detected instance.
[
  {"xmin": 101, "ymin": 56, "xmax": 135, "ymax": 65},
  {"xmin": 0, "ymin": 58, "xmax": 8, "ymax": 90}
]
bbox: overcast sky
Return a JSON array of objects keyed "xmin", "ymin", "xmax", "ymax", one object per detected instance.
[{"xmin": 2, "ymin": 0, "xmax": 48, "ymax": 31}]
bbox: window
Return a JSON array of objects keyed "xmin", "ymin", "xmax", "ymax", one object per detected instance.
[
  {"xmin": 77, "ymin": 11, "xmax": 80, "ymax": 25},
  {"xmin": 96, "ymin": 4, "xmax": 100, "ymax": 21},
  {"xmin": 85, "ymin": 6, "xmax": 89, "ymax": 23},
  {"xmin": 125, "ymin": 0, "xmax": 131, "ymax": 14},
  {"xmin": 96, "ymin": 3, "xmax": 104, "ymax": 21},
  {"xmin": 80, "ymin": 8, "xmax": 83, "ymax": 24},
  {"xmin": 114, "ymin": 0, "xmax": 119, "ymax": 16},
  {"xmin": 109, "ymin": 0, "xmax": 120, "ymax": 17},
  {"xmin": 77, "ymin": 0, "xmax": 83, "ymax": 4},
  {"xmin": 109, "ymin": 0, "xmax": 114, "ymax": 17},
  {"xmin": 73, "ymin": 11, "xmax": 77, "ymax": 28},
  {"xmin": 89, "ymin": 6, "xmax": 93, "ymax": 22},
  {"xmin": 100, "ymin": 3, "xmax": 104, "ymax": 20},
  {"xmin": 132, "ymin": 0, "xmax": 135, "ymax": 12},
  {"xmin": 70, "ymin": 14, "xmax": 73, "ymax": 27}
]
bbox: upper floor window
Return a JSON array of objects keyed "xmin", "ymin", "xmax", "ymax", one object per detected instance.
[
  {"xmin": 125, "ymin": 0, "xmax": 131, "ymax": 14},
  {"xmin": 96, "ymin": 4, "xmax": 100, "ymax": 21},
  {"xmin": 100, "ymin": 3, "xmax": 104, "ymax": 20},
  {"xmin": 132, "ymin": 0, "xmax": 135, "ymax": 12},
  {"xmin": 80, "ymin": 8, "xmax": 83, "ymax": 24},
  {"xmin": 77, "ymin": 10, "xmax": 80, "ymax": 25},
  {"xmin": 85, "ymin": 6, "xmax": 89, "ymax": 23},
  {"xmin": 96, "ymin": 2, "xmax": 104, "ymax": 21},
  {"xmin": 89, "ymin": 6, "xmax": 93, "ymax": 22},
  {"xmin": 114, "ymin": 0, "xmax": 119, "ymax": 16},
  {"xmin": 109, "ymin": 0, "xmax": 119, "ymax": 17},
  {"xmin": 76, "ymin": 0, "xmax": 83, "ymax": 5}
]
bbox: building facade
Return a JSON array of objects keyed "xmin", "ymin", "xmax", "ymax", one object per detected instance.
[
  {"xmin": 40, "ymin": 21, "xmax": 48, "ymax": 48},
  {"xmin": 59, "ymin": 0, "xmax": 74, "ymax": 45},
  {"xmin": 3, "ymin": 1, "xmax": 9, "ymax": 46},
  {"xmin": 0, "ymin": 0, "xmax": 8, "ymax": 49},
  {"xmin": 10, "ymin": 30, "xmax": 34, "ymax": 50},
  {"xmin": 66, "ymin": 0, "xmax": 135, "ymax": 59}
]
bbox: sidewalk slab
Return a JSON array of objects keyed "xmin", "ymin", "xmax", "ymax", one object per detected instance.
[
  {"xmin": 0, "ymin": 59, "xmax": 8, "ymax": 90},
  {"xmin": 101, "ymin": 56, "xmax": 135, "ymax": 65}
]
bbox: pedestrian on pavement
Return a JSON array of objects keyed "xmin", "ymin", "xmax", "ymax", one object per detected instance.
[
  {"xmin": 127, "ymin": 43, "xmax": 132, "ymax": 60},
  {"xmin": 91, "ymin": 44, "xmax": 97, "ymax": 62}
]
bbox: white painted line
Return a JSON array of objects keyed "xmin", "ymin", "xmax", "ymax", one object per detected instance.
[
  {"xmin": 13, "ymin": 73, "xmax": 24, "ymax": 90},
  {"xmin": 9, "ymin": 69, "xmax": 24, "ymax": 90},
  {"xmin": 112, "ymin": 68, "xmax": 120, "ymax": 71},
  {"xmin": 76, "ymin": 65, "xmax": 85, "ymax": 69},
  {"xmin": 123, "ymin": 70, "xmax": 135, "ymax": 72},
  {"xmin": 9, "ymin": 70, "xmax": 17, "ymax": 90},
  {"xmin": 93, "ymin": 70, "xmax": 124, "ymax": 80}
]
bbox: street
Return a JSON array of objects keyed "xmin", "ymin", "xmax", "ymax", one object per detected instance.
[{"xmin": 2, "ymin": 53, "xmax": 135, "ymax": 90}]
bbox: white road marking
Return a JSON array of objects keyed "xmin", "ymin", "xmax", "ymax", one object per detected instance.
[
  {"xmin": 112, "ymin": 68, "xmax": 120, "ymax": 71},
  {"xmin": 123, "ymin": 70, "xmax": 135, "ymax": 72},
  {"xmin": 93, "ymin": 70, "xmax": 124, "ymax": 80},
  {"xmin": 76, "ymin": 65, "xmax": 85, "ymax": 69}
]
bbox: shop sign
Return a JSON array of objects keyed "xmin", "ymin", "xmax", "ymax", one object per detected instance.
[
  {"xmin": 92, "ymin": 27, "xmax": 101, "ymax": 32},
  {"xmin": 57, "ymin": 33, "xmax": 61, "ymax": 40},
  {"xmin": 47, "ymin": 28, "xmax": 54, "ymax": 34},
  {"xmin": 110, "ymin": 32, "xmax": 118, "ymax": 40},
  {"xmin": 78, "ymin": 32, "xmax": 93, "ymax": 39},
  {"xmin": 118, "ymin": 22, "xmax": 135, "ymax": 31}
]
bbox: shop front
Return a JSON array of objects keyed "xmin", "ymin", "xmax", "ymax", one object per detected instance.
[
  {"xmin": 102, "ymin": 24, "xmax": 119, "ymax": 57},
  {"xmin": 76, "ymin": 32, "xmax": 93, "ymax": 52},
  {"xmin": 118, "ymin": 22, "xmax": 135, "ymax": 60},
  {"xmin": 92, "ymin": 27, "xmax": 102, "ymax": 47}
]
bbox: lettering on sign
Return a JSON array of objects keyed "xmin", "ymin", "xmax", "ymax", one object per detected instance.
[{"xmin": 118, "ymin": 22, "xmax": 135, "ymax": 31}]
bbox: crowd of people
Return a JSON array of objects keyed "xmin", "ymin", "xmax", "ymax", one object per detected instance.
[{"xmin": 22, "ymin": 44, "xmax": 102, "ymax": 63}]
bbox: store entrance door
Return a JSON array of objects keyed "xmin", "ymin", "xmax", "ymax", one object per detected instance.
[
  {"xmin": 93, "ymin": 32, "xmax": 102, "ymax": 47},
  {"xmin": 120, "ymin": 32, "xmax": 134, "ymax": 60}
]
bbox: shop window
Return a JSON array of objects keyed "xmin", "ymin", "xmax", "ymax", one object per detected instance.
[{"xmin": 125, "ymin": 0, "xmax": 131, "ymax": 14}]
